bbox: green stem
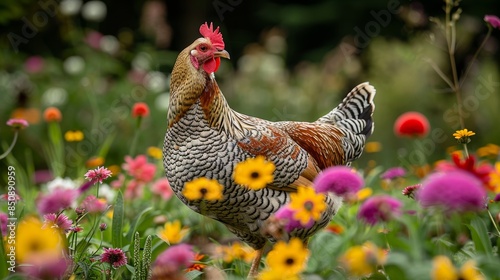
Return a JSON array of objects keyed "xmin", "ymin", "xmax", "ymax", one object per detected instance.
[
  {"xmin": 0, "ymin": 131, "xmax": 18, "ymax": 160},
  {"xmin": 460, "ymin": 27, "xmax": 493, "ymax": 87},
  {"xmin": 129, "ymin": 117, "xmax": 143, "ymax": 156},
  {"xmin": 487, "ymin": 208, "xmax": 500, "ymax": 237},
  {"xmin": 463, "ymin": 143, "xmax": 469, "ymax": 158}
]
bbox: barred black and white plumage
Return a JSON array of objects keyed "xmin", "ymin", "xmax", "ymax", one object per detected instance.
[{"xmin": 162, "ymin": 22, "xmax": 376, "ymax": 277}]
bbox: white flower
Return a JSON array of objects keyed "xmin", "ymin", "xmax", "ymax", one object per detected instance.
[
  {"xmin": 42, "ymin": 87, "xmax": 68, "ymax": 106},
  {"xmin": 46, "ymin": 177, "xmax": 77, "ymax": 192},
  {"xmin": 60, "ymin": 0, "xmax": 82, "ymax": 16},
  {"xmin": 63, "ymin": 56, "xmax": 85, "ymax": 75},
  {"xmin": 97, "ymin": 184, "xmax": 115, "ymax": 202},
  {"xmin": 155, "ymin": 93, "xmax": 170, "ymax": 112},
  {"xmin": 99, "ymin": 35, "xmax": 120, "ymax": 55},
  {"xmin": 144, "ymin": 71, "xmax": 168, "ymax": 92},
  {"xmin": 132, "ymin": 52, "xmax": 152, "ymax": 71},
  {"xmin": 82, "ymin": 0, "xmax": 107, "ymax": 22}
]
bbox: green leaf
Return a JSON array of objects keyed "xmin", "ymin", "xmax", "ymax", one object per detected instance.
[
  {"xmin": 466, "ymin": 217, "xmax": 493, "ymax": 256},
  {"xmin": 126, "ymin": 207, "xmax": 153, "ymax": 244},
  {"xmin": 112, "ymin": 191, "xmax": 125, "ymax": 248},
  {"xmin": 185, "ymin": 270, "xmax": 203, "ymax": 280}
]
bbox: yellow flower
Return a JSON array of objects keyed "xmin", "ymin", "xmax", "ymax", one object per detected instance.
[
  {"xmin": 86, "ymin": 156, "xmax": 105, "ymax": 168},
  {"xmin": 16, "ymin": 217, "xmax": 65, "ymax": 264},
  {"xmin": 489, "ymin": 162, "xmax": 500, "ymax": 193},
  {"xmin": 147, "ymin": 146, "xmax": 162, "ymax": 159},
  {"xmin": 158, "ymin": 220, "xmax": 189, "ymax": 245},
  {"xmin": 233, "ymin": 156, "xmax": 275, "ymax": 190},
  {"xmin": 220, "ymin": 242, "xmax": 255, "ymax": 263},
  {"xmin": 64, "ymin": 130, "xmax": 84, "ymax": 142},
  {"xmin": 182, "ymin": 177, "xmax": 224, "ymax": 201},
  {"xmin": 289, "ymin": 186, "xmax": 326, "ymax": 225},
  {"xmin": 477, "ymin": 144, "xmax": 500, "ymax": 158},
  {"xmin": 365, "ymin": 141, "xmax": 382, "ymax": 153},
  {"xmin": 356, "ymin": 187, "xmax": 373, "ymax": 202},
  {"xmin": 453, "ymin": 129, "xmax": 475, "ymax": 144},
  {"xmin": 339, "ymin": 242, "xmax": 386, "ymax": 277},
  {"xmin": 266, "ymin": 238, "xmax": 309, "ymax": 276},
  {"xmin": 432, "ymin": 256, "xmax": 484, "ymax": 280}
]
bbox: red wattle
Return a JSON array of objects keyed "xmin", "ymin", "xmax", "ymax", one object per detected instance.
[{"xmin": 202, "ymin": 57, "xmax": 221, "ymax": 74}]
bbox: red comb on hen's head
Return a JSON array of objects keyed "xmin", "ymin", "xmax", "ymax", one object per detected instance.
[{"xmin": 199, "ymin": 22, "xmax": 225, "ymax": 50}]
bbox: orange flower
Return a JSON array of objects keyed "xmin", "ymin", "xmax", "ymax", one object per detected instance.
[
  {"xmin": 186, "ymin": 253, "xmax": 206, "ymax": 272},
  {"xmin": 132, "ymin": 102, "xmax": 150, "ymax": 118},
  {"xmin": 43, "ymin": 107, "xmax": 62, "ymax": 122},
  {"xmin": 86, "ymin": 157, "xmax": 105, "ymax": 168},
  {"xmin": 11, "ymin": 108, "xmax": 41, "ymax": 124}
]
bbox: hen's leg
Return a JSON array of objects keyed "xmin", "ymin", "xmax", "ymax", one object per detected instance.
[{"xmin": 247, "ymin": 248, "xmax": 263, "ymax": 279}]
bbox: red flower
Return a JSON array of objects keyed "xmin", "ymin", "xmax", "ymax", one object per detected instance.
[
  {"xmin": 436, "ymin": 153, "xmax": 494, "ymax": 191},
  {"xmin": 132, "ymin": 102, "xmax": 150, "ymax": 118},
  {"xmin": 43, "ymin": 107, "xmax": 62, "ymax": 122},
  {"xmin": 394, "ymin": 111, "xmax": 430, "ymax": 138},
  {"xmin": 484, "ymin": 15, "xmax": 500, "ymax": 29}
]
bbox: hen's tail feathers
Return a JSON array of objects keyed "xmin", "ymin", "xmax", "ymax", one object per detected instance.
[{"xmin": 317, "ymin": 82, "xmax": 376, "ymax": 137}]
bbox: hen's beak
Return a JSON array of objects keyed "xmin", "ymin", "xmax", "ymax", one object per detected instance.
[{"xmin": 214, "ymin": 50, "xmax": 230, "ymax": 60}]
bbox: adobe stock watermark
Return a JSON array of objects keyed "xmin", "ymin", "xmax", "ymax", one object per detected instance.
[
  {"xmin": 397, "ymin": 75, "xmax": 500, "ymax": 170},
  {"xmin": 213, "ymin": 0, "xmax": 244, "ymax": 21},
  {"xmin": 6, "ymin": 166, "xmax": 17, "ymax": 273},
  {"xmin": 340, "ymin": 0, "xmax": 401, "ymax": 59},
  {"xmin": 7, "ymin": 0, "xmax": 59, "ymax": 53}
]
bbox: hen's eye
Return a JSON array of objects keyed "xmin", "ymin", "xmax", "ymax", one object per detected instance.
[{"xmin": 199, "ymin": 45, "xmax": 208, "ymax": 52}]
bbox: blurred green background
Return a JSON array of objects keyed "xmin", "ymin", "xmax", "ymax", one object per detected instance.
[{"xmin": 1, "ymin": 0, "xmax": 500, "ymax": 184}]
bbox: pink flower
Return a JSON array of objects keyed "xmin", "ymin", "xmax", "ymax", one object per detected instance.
[
  {"xmin": 24, "ymin": 56, "xmax": 44, "ymax": 73},
  {"xmin": 85, "ymin": 31, "xmax": 103, "ymax": 49},
  {"xmin": 122, "ymin": 155, "xmax": 156, "ymax": 182},
  {"xmin": 358, "ymin": 195, "xmax": 403, "ymax": 225},
  {"xmin": 380, "ymin": 167, "xmax": 406, "ymax": 180},
  {"xmin": 154, "ymin": 244, "xmax": 195, "ymax": 270},
  {"xmin": 101, "ymin": 248, "xmax": 127, "ymax": 268},
  {"xmin": 436, "ymin": 154, "xmax": 493, "ymax": 191},
  {"xmin": 417, "ymin": 171, "xmax": 486, "ymax": 213},
  {"xmin": 80, "ymin": 195, "xmax": 108, "ymax": 213},
  {"xmin": 274, "ymin": 205, "xmax": 313, "ymax": 232},
  {"xmin": 152, "ymin": 178, "xmax": 173, "ymax": 200},
  {"xmin": 37, "ymin": 188, "xmax": 78, "ymax": 215},
  {"xmin": 6, "ymin": 118, "xmax": 29, "ymax": 129},
  {"xmin": 484, "ymin": 15, "xmax": 500, "ymax": 29},
  {"xmin": 84, "ymin": 166, "xmax": 112, "ymax": 184},
  {"xmin": 124, "ymin": 179, "xmax": 145, "ymax": 200},
  {"xmin": 0, "ymin": 213, "xmax": 7, "ymax": 236},
  {"xmin": 314, "ymin": 166, "xmax": 364, "ymax": 196},
  {"xmin": 111, "ymin": 173, "xmax": 125, "ymax": 189},
  {"xmin": 43, "ymin": 213, "xmax": 73, "ymax": 232},
  {"xmin": 402, "ymin": 184, "xmax": 421, "ymax": 199},
  {"xmin": 21, "ymin": 256, "xmax": 70, "ymax": 279}
]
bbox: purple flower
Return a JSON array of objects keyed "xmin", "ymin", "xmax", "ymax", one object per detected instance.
[
  {"xmin": 24, "ymin": 56, "xmax": 44, "ymax": 73},
  {"xmin": 484, "ymin": 15, "xmax": 500, "ymax": 29},
  {"xmin": 84, "ymin": 166, "xmax": 112, "ymax": 184},
  {"xmin": 494, "ymin": 193, "xmax": 500, "ymax": 203},
  {"xmin": 6, "ymin": 118, "xmax": 29, "ymax": 129},
  {"xmin": 37, "ymin": 188, "xmax": 78, "ymax": 215},
  {"xmin": 101, "ymin": 248, "xmax": 127, "ymax": 268},
  {"xmin": 0, "ymin": 212, "xmax": 7, "ymax": 236},
  {"xmin": 314, "ymin": 166, "xmax": 364, "ymax": 196},
  {"xmin": 43, "ymin": 213, "xmax": 73, "ymax": 232},
  {"xmin": 21, "ymin": 256, "xmax": 70, "ymax": 279},
  {"xmin": 100, "ymin": 223, "xmax": 107, "ymax": 231},
  {"xmin": 358, "ymin": 195, "xmax": 403, "ymax": 225},
  {"xmin": 417, "ymin": 171, "xmax": 486, "ymax": 213},
  {"xmin": 274, "ymin": 205, "xmax": 313, "ymax": 232},
  {"xmin": 402, "ymin": 184, "xmax": 421, "ymax": 199},
  {"xmin": 380, "ymin": 167, "xmax": 406, "ymax": 180}
]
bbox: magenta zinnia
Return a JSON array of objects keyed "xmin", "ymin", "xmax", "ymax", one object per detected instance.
[
  {"xmin": 358, "ymin": 195, "xmax": 402, "ymax": 225},
  {"xmin": 417, "ymin": 171, "xmax": 486, "ymax": 213},
  {"xmin": 314, "ymin": 166, "xmax": 364, "ymax": 196},
  {"xmin": 43, "ymin": 213, "xmax": 73, "ymax": 232},
  {"xmin": 6, "ymin": 118, "xmax": 29, "ymax": 129},
  {"xmin": 101, "ymin": 248, "xmax": 127, "ymax": 268}
]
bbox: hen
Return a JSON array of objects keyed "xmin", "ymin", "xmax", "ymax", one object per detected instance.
[{"xmin": 163, "ymin": 23, "xmax": 375, "ymax": 277}]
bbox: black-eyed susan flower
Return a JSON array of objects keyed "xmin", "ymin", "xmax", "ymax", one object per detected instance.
[
  {"xmin": 264, "ymin": 238, "xmax": 309, "ymax": 276},
  {"xmin": 147, "ymin": 146, "xmax": 163, "ymax": 159},
  {"xmin": 431, "ymin": 255, "xmax": 484, "ymax": 280},
  {"xmin": 339, "ymin": 242, "xmax": 387, "ymax": 277},
  {"xmin": 157, "ymin": 220, "xmax": 189, "ymax": 245},
  {"xmin": 453, "ymin": 129, "xmax": 475, "ymax": 144},
  {"xmin": 16, "ymin": 216, "xmax": 65, "ymax": 264},
  {"xmin": 182, "ymin": 177, "xmax": 223, "ymax": 201},
  {"xmin": 64, "ymin": 130, "xmax": 84, "ymax": 142},
  {"xmin": 233, "ymin": 156, "xmax": 275, "ymax": 190},
  {"xmin": 289, "ymin": 186, "xmax": 326, "ymax": 225}
]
